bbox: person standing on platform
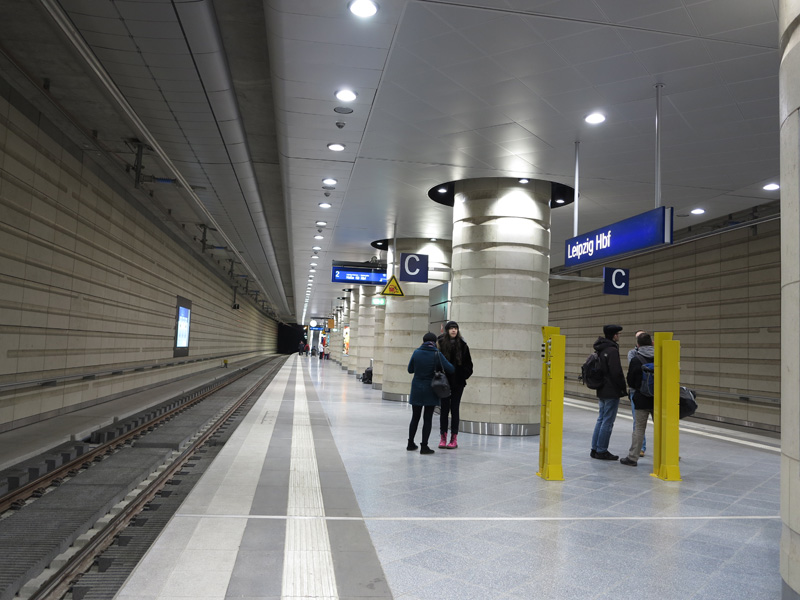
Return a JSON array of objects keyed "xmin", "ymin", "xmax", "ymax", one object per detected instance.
[
  {"xmin": 627, "ymin": 330, "xmax": 648, "ymax": 457},
  {"xmin": 298, "ymin": 341, "xmax": 305, "ymax": 356},
  {"xmin": 407, "ymin": 332, "xmax": 454, "ymax": 455},
  {"xmin": 304, "ymin": 342, "xmax": 310, "ymax": 356},
  {"xmin": 590, "ymin": 324, "xmax": 627, "ymax": 461},
  {"xmin": 436, "ymin": 321, "xmax": 473, "ymax": 449},
  {"xmin": 620, "ymin": 332, "xmax": 655, "ymax": 467}
]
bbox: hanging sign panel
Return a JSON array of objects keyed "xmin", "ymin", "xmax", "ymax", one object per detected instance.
[{"xmin": 564, "ymin": 207, "xmax": 673, "ymax": 268}]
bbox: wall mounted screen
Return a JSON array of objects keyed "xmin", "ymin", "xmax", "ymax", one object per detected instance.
[{"xmin": 173, "ymin": 296, "xmax": 192, "ymax": 357}]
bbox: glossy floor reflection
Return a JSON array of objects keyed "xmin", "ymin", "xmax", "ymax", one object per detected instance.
[{"xmin": 312, "ymin": 356, "xmax": 780, "ymax": 600}]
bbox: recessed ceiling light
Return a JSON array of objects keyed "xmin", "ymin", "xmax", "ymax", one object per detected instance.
[
  {"xmin": 519, "ymin": 178, "xmax": 529, "ymax": 184},
  {"xmin": 555, "ymin": 199, "xmax": 565, "ymax": 204},
  {"xmin": 322, "ymin": 178, "xmax": 337, "ymax": 186},
  {"xmin": 376, "ymin": 241, "xmax": 383, "ymax": 246},
  {"xmin": 312, "ymin": 246, "xmax": 322, "ymax": 250},
  {"xmin": 310, "ymin": 269, "xmax": 316, "ymax": 273},
  {"xmin": 314, "ymin": 234, "xmax": 324, "ymax": 240},
  {"xmin": 319, "ymin": 202, "xmax": 332, "ymax": 209},
  {"xmin": 349, "ymin": 0, "xmax": 378, "ymax": 18},
  {"xmin": 763, "ymin": 183, "xmax": 780, "ymax": 191},
  {"xmin": 315, "ymin": 221, "xmax": 327, "ymax": 226},
  {"xmin": 328, "ymin": 143, "xmax": 345, "ymax": 151},
  {"xmin": 310, "ymin": 263, "xmax": 318, "ymax": 266},
  {"xmin": 437, "ymin": 187, "xmax": 447, "ymax": 193},
  {"xmin": 585, "ymin": 112, "xmax": 606, "ymax": 124},
  {"xmin": 430, "ymin": 238, "xmax": 437, "ymax": 242},
  {"xmin": 335, "ymin": 89, "xmax": 357, "ymax": 102},
  {"xmin": 311, "ymin": 254, "xmax": 320, "ymax": 259},
  {"xmin": 691, "ymin": 208, "xmax": 705, "ymax": 215}
]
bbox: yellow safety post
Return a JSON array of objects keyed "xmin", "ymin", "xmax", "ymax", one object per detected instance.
[
  {"xmin": 652, "ymin": 332, "xmax": 681, "ymax": 481},
  {"xmin": 538, "ymin": 326, "xmax": 565, "ymax": 481}
]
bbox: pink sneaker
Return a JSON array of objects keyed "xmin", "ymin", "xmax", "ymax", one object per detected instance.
[
  {"xmin": 447, "ymin": 434, "xmax": 458, "ymax": 449},
  {"xmin": 438, "ymin": 434, "xmax": 447, "ymax": 449}
]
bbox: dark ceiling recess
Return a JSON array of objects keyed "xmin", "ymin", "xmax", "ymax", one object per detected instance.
[
  {"xmin": 428, "ymin": 180, "xmax": 575, "ymax": 209},
  {"xmin": 371, "ymin": 239, "xmax": 389, "ymax": 250}
]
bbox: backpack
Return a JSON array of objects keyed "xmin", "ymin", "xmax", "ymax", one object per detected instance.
[
  {"xmin": 679, "ymin": 387, "xmax": 698, "ymax": 419},
  {"xmin": 580, "ymin": 352, "xmax": 605, "ymax": 389},
  {"xmin": 639, "ymin": 362, "xmax": 655, "ymax": 397},
  {"xmin": 361, "ymin": 366, "xmax": 373, "ymax": 384}
]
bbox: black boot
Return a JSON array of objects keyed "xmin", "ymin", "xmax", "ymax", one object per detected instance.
[
  {"xmin": 407, "ymin": 439, "xmax": 418, "ymax": 451},
  {"xmin": 420, "ymin": 445, "xmax": 435, "ymax": 455}
]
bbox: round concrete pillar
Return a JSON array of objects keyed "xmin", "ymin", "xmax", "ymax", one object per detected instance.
[
  {"xmin": 780, "ymin": 4, "xmax": 800, "ymax": 597},
  {"xmin": 382, "ymin": 239, "xmax": 452, "ymax": 402},
  {"xmin": 451, "ymin": 177, "xmax": 551, "ymax": 435},
  {"xmin": 356, "ymin": 286, "xmax": 377, "ymax": 376},
  {"xmin": 347, "ymin": 288, "xmax": 360, "ymax": 375},
  {"xmin": 372, "ymin": 300, "xmax": 387, "ymax": 390}
]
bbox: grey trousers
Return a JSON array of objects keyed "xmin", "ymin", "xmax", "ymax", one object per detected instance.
[{"xmin": 627, "ymin": 408, "xmax": 654, "ymax": 463}]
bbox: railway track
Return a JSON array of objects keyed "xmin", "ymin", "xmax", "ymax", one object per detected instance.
[{"xmin": 0, "ymin": 356, "xmax": 287, "ymax": 600}]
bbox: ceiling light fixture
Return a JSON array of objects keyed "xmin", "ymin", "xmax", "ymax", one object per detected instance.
[
  {"xmin": 430, "ymin": 238, "xmax": 437, "ymax": 242},
  {"xmin": 438, "ymin": 187, "xmax": 447, "ymax": 193},
  {"xmin": 335, "ymin": 89, "xmax": 357, "ymax": 102},
  {"xmin": 349, "ymin": 0, "xmax": 378, "ymax": 18},
  {"xmin": 309, "ymin": 269, "xmax": 316, "ymax": 273},
  {"xmin": 555, "ymin": 198, "xmax": 565, "ymax": 204},
  {"xmin": 518, "ymin": 178, "xmax": 529, "ymax": 184},
  {"xmin": 319, "ymin": 202, "xmax": 332, "ymax": 209},
  {"xmin": 327, "ymin": 143, "xmax": 345, "ymax": 151},
  {"xmin": 311, "ymin": 254, "xmax": 320, "ymax": 259},
  {"xmin": 315, "ymin": 221, "xmax": 327, "ymax": 226},
  {"xmin": 691, "ymin": 208, "xmax": 705, "ymax": 215},
  {"xmin": 763, "ymin": 183, "xmax": 780, "ymax": 191},
  {"xmin": 310, "ymin": 263, "xmax": 318, "ymax": 266},
  {"xmin": 585, "ymin": 112, "xmax": 606, "ymax": 124},
  {"xmin": 312, "ymin": 246, "xmax": 322, "ymax": 251},
  {"xmin": 322, "ymin": 178, "xmax": 337, "ymax": 186},
  {"xmin": 314, "ymin": 234, "xmax": 324, "ymax": 240},
  {"xmin": 376, "ymin": 241, "xmax": 383, "ymax": 246}
]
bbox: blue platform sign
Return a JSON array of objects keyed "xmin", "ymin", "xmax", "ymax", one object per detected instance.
[
  {"xmin": 603, "ymin": 267, "xmax": 629, "ymax": 295},
  {"xmin": 331, "ymin": 268, "xmax": 387, "ymax": 285},
  {"xmin": 564, "ymin": 207, "xmax": 673, "ymax": 268},
  {"xmin": 399, "ymin": 253, "xmax": 428, "ymax": 282}
]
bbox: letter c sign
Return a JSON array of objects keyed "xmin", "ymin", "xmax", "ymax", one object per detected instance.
[
  {"xmin": 399, "ymin": 253, "xmax": 429, "ymax": 282},
  {"xmin": 602, "ymin": 267, "xmax": 629, "ymax": 296}
]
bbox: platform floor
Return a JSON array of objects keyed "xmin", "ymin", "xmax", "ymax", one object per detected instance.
[{"xmin": 114, "ymin": 355, "xmax": 781, "ymax": 600}]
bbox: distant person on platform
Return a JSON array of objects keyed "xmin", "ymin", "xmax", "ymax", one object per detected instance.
[
  {"xmin": 436, "ymin": 321, "xmax": 473, "ymax": 450},
  {"xmin": 590, "ymin": 324, "xmax": 627, "ymax": 461},
  {"xmin": 407, "ymin": 332, "xmax": 454, "ymax": 455},
  {"xmin": 620, "ymin": 332, "xmax": 656, "ymax": 467},
  {"xmin": 627, "ymin": 329, "xmax": 648, "ymax": 457},
  {"xmin": 298, "ymin": 341, "xmax": 305, "ymax": 356},
  {"xmin": 304, "ymin": 343, "xmax": 310, "ymax": 356}
]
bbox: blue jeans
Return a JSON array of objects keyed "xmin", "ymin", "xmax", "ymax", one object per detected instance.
[
  {"xmin": 630, "ymin": 392, "xmax": 646, "ymax": 452},
  {"xmin": 591, "ymin": 397, "xmax": 620, "ymax": 453}
]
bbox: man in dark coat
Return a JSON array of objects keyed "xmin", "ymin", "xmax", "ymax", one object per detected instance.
[
  {"xmin": 620, "ymin": 332, "xmax": 656, "ymax": 466},
  {"xmin": 590, "ymin": 324, "xmax": 627, "ymax": 460}
]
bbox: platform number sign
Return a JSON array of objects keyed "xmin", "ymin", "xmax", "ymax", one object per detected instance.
[{"xmin": 603, "ymin": 267, "xmax": 629, "ymax": 296}]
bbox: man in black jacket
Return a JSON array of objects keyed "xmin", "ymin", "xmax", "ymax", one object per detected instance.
[
  {"xmin": 620, "ymin": 332, "xmax": 656, "ymax": 466},
  {"xmin": 590, "ymin": 325, "xmax": 627, "ymax": 460}
]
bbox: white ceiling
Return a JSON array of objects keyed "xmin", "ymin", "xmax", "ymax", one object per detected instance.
[{"xmin": 0, "ymin": 0, "xmax": 782, "ymax": 323}]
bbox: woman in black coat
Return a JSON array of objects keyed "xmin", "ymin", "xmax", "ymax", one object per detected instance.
[
  {"xmin": 436, "ymin": 321, "xmax": 473, "ymax": 449},
  {"xmin": 407, "ymin": 332, "xmax": 454, "ymax": 454}
]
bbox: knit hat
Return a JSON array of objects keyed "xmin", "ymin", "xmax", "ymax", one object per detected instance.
[
  {"xmin": 603, "ymin": 324, "xmax": 623, "ymax": 339},
  {"xmin": 423, "ymin": 332, "xmax": 437, "ymax": 343},
  {"xmin": 444, "ymin": 321, "xmax": 459, "ymax": 331}
]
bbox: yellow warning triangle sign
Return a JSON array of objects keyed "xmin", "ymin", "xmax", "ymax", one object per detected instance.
[{"xmin": 381, "ymin": 275, "xmax": 404, "ymax": 296}]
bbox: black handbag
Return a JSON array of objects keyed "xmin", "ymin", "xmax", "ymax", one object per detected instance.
[{"xmin": 430, "ymin": 350, "xmax": 451, "ymax": 399}]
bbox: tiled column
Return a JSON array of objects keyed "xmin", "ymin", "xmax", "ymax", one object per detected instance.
[
  {"xmin": 330, "ymin": 314, "xmax": 341, "ymax": 364},
  {"xmin": 347, "ymin": 288, "xmax": 360, "ymax": 375},
  {"xmin": 451, "ymin": 177, "xmax": 550, "ymax": 435},
  {"xmin": 340, "ymin": 298, "xmax": 350, "ymax": 372},
  {"xmin": 780, "ymin": 5, "xmax": 800, "ymax": 598},
  {"xmin": 356, "ymin": 286, "xmax": 376, "ymax": 376},
  {"xmin": 372, "ymin": 300, "xmax": 386, "ymax": 390},
  {"xmin": 382, "ymin": 239, "xmax": 451, "ymax": 402}
]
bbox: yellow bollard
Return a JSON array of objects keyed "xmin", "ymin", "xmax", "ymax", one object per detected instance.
[
  {"xmin": 538, "ymin": 327, "xmax": 565, "ymax": 481},
  {"xmin": 652, "ymin": 332, "xmax": 681, "ymax": 481}
]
